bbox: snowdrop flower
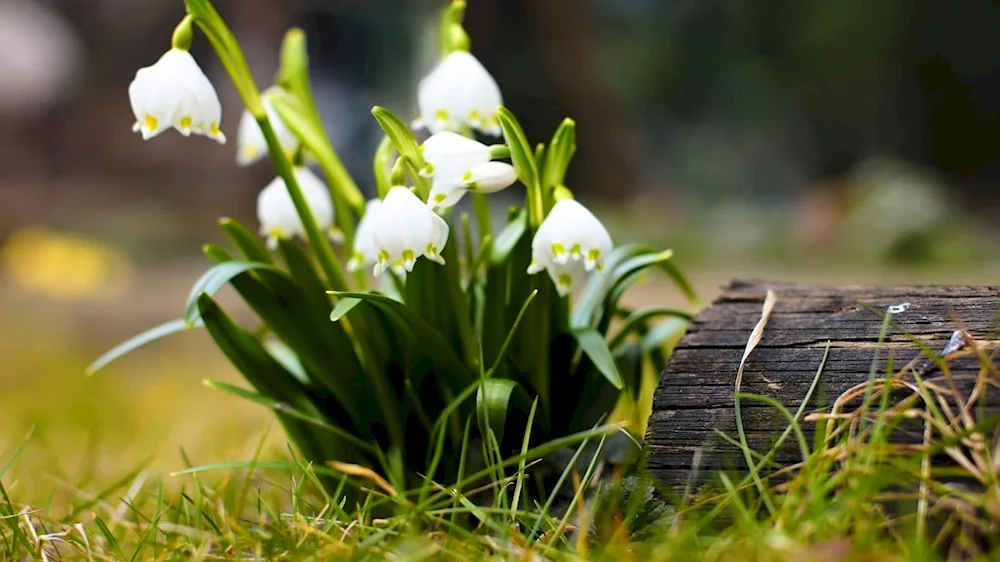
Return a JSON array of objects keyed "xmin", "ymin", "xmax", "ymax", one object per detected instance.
[
  {"xmin": 346, "ymin": 198, "xmax": 383, "ymax": 273},
  {"xmin": 413, "ymin": 51, "xmax": 503, "ymax": 137},
  {"xmin": 461, "ymin": 161, "xmax": 517, "ymax": 194},
  {"xmin": 421, "ymin": 131, "xmax": 489, "ymax": 209},
  {"xmin": 257, "ymin": 167, "xmax": 336, "ymax": 251},
  {"xmin": 527, "ymin": 199, "xmax": 613, "ymax": 296},
  {"xmin": 236, "ymin": 88, "xmax": 299, "ymax": 166},
  {"xmin": 128, "ymin": 48, "xmax": 225, "ymax": 143},
  {"xmin": 420, "ymin": 131, "xmax": 517, "ymax": 211},
  {"xmin": 371, "ymin": 186, "xmax": 449, "ymax": 276}
]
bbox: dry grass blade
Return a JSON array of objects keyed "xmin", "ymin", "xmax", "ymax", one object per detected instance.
[
  {"xmin": 736, "ymin": 289, "xmax": 777, "ymax": 390},
  {"xmin": 327, "ymin": 461, "xmax": 400, "ymax": 499}
]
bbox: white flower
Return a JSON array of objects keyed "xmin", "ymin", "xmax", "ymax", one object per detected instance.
[
  {"xmin": 461, "ymin": 161, "xmax": 517, "ymax": 194},
  {"xmin": 236, "ymin": 88, "xmax": 299, "ymax": 166},
  {"xmin": 128, "ymin": 48, "xmax": 225, "ymax": 143},
  {"xmin": 370, "ymin": 186, "xmax": 449, "ymax": 276},
  {"xmin": 257, "ymin": 167, "xmax": 336, "ymax": 251},
  {"xmin": 527, "ymin": 199, "xmax": 613, "ymax": 296},
  {"xmin": 421, "ymin": 131, "xmax": 490, "ymax": 209},
  {"xmin": 413, "ymin": 51, "xmax": 502, "ymax": 137},
  {"xmin": 346, "ymin": 198, "xmax": 383, "ymax": 273}
]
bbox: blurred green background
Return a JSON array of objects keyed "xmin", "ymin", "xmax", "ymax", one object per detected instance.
[{"xmin": 3, "ymin": 0, "xmax": 1000, "ymax": 498}]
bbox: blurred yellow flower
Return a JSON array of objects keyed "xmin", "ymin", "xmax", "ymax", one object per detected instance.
[{"xmin": 0, "ymin": 226, "xmax": 132, "ymax": 301}]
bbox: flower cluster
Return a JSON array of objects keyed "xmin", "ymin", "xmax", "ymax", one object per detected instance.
[{"xmin": 126, "ymin": 21, "xmax": 612, "ymax": 296}]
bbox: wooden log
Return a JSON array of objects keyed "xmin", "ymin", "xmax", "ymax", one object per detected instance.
[{"xmin": 645, "ymin": 279, "xmax": 1000, "ymax": 489}]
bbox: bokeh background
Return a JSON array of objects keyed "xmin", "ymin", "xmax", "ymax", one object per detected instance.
[{"xmin": 3, "ymin": 0, "xmax": 1000, "ymax": 496}]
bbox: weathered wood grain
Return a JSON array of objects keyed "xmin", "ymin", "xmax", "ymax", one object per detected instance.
[{"xmin": 645, "ymin": 279, "xmax": 1000, "ymax": 488}]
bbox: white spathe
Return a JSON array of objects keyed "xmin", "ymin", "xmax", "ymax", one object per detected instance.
[
  {"xmin": 414, "ymin": 51, "xmax": 502, "ymax": 137},
  {"xmin": 462, "ymin": 161, "xmax": 517, "ymax": 194},
  {"xmin": 346, "ymin": 198, "xmax": 383, "ymax": 273},
  {"xmin": 527, "ymin": 199, "xmax": 613, "ymax": 296},
  {"xmin": 129, "ymin": 48, "xmax": 225, "ymax": 143},
  {"xmin": 421, "ymin": 131, "xmax": 491, "ymax": 210},
  {"xmin": 257, "ymin": 167, "xmax": 335, "ymax": 250},
  {"xmin": 371, "ymin": 186, "xmax": 449, "ymax": 276},
  {"xmin": 236, "ymin": 88, "xmax": 299, "ymax": 166}
]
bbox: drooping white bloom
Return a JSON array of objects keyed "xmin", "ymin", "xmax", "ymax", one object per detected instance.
[
  {"xmin": 128, "ymin": 48, "xmax": 226, "ymax": 143},
  {"xmin": 421, "ymin": 131, "xmax": 490, "ymax": 210},
  {"xmin": 413, "ymin": 51, "xmax": 503, "ymax": 137},
  {"xmin": 370, "ymin": 186, "xmax": 449, "ymax": 276},
  {"xmin": 346, "ymin": 198, "xmax": 383, "ymax": 273},
  {"xmin": 257, "ymin": 167, "xmax": 336, "ymax": 251},
  {"xmin": 461, "ymin": 161, "xmax": 517, "ymax": 194},
  {"xmin": 527, "ymin": 199, "xmax": 613, "ymax": 296},
  {"xmin": 236, "ymin": 88, "xmax": 299, "ymax": 166}
]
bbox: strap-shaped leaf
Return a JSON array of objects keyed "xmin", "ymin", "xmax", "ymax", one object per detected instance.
[
  {"xmin": 541, "ymin": 118, "xmax": 576, "ymax": 191},
  {"xmin": 572, "ymin": 245, "xmax": 695, "ymax": 330},
  {"xmin": 213, "ymin": 262, "xmax": 368, "ymax": 429},
  {"xmin": 476, "ymin": 378, "xmax": 531, "ymax": 446},
  {"xmin": 204, "ymin": 379, "xmax": 375, "ymax": 454},
  {"xmin": 570, "ymin": 327, "xmax": 623, "ymax": 389},
  {"xmin": 330, "ymin": 297, "xmax": 361, "ymax": 321},
  {"xmin": 607, "ymin": 307, "xmax": 693, "ymax": 354},
  {"xmin": 370, "ymin": 106, "xmax": 430, "ymax": 196},
  {"xmin": 270, "ymin": 93, "xmax": 364, "ymax": 235},
  {"xmin": 497, "ymin": 107, "xmax": 540, "ymax": 193},
  {"xmin": 196, "ymin": 292, "xmax": 351, "ymax": 464},
  {"xmin": 219, "ymin": 218, "xmax": 272, "ymax": 264},
  {"xmin": 328, "ymin": 290, "xmax": 470, "ymax": 382},
  {"xmin": 489, "ymin": 209, "xmax": 527, "ymax": 264},
  {"xmin": 184, "ymin": 261, "xmax": 280, "ymax": 326},
  {"xmin": 86, "ymin": 318, "xmax": 202, "ymax": 375}
]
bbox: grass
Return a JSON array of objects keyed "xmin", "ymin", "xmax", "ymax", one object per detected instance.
[{"xmin": 2, "ymin": 287, "xmax": 1000, "ymax": 560}]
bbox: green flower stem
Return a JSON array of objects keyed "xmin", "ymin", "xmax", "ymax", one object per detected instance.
[
  {"xmin": 185, "ymin": 0, "xmax": 264, "ymax": 116},
  {"xmin": 184, "ymin": 1, "xmax": 348, "ymax": 291},
  {"xmin": 257, "ymin": 116, "xmax": 349, "ymax": 292},
  {"xmin": 472, "ymin": 193, "xmax": 492, "ymax": 242},
  {"xmin": 276, "ymin": 29, "xmax": 365, "ymax": 217},
  {"xmin": 487, "ymin": 145, "xmax": 511, "ymax": 160}
]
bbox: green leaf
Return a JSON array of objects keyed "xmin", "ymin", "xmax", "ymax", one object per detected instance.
[
  {"xmin": 276, "ymin": 238, "xmax": 331, "ymax": 304},
  {"xmin": 212, "ymin": 262, "xmax": 368, "ymax": 429},
  {"xmin": 86, "ymin": 319, "xmax": 200, "ymax": 375},
  {"xmin": 485, "ymin": 289, "xmax": 538, "ymax": 378},
  {"xmin": 269, "ymin": 93, "xmax": 361, "ymax": 244},
  {"xmin": 542, "ymin": 118, "xmax": 576, "ymax": 191},
  {"xmin": 608, "ymin": 307, "xmax": 693, "ymax": 353},
  {"xmin": 204, "ymin": 379, "xmax": 375, "ymax": 454},
  {"xmin": 330, "ymin": 297, "xmax": 361, "ymax": 321},
  {"xmin": 262, "ymin": 339, "xmax": 309, "ymax": 384},
  {"xmin": 373, "ymin": 135, "xmax": 395, "ymax": 198},
  {"xmin": 572, "ymin": 245, "xmax": 694, "ymax": 331},
  {"xmin": 184, "ymin": 261, "xmax": 279, "ymax": 326},
  {"xmin": 571, "ymin": 327, "xmax": 623, "ymax": 389},
  {"xmin": 497, "ymin": 107, "xmax": 543, "ymax": 225},
  {"xmin": 489, "ymin": 209, "xmax": 527, "ymax": 264},
  {"xmin": 328, "ymin": 291, "xmax": 469, "ymax": 378},
  {"xmin": 196, "ymin": 293, "xmax": 351, "ymax": 463},
  {"xmin": 497, "ymin": 108, "xmax": 540, "ymax": 192},
  {"xmin": 476, "ymin": 379, "xmax": 530, "ymax": 446},
  {"xmin": 640, "ymin": 316, "xmax": 690, "ymax": 355},
  {"xmin": 371, "ymin": 106, "xmax": 429, "ymax": 196},
  {"xmin": 219, "ymin": 217, "xmax": 272, "ymax": 264}
]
